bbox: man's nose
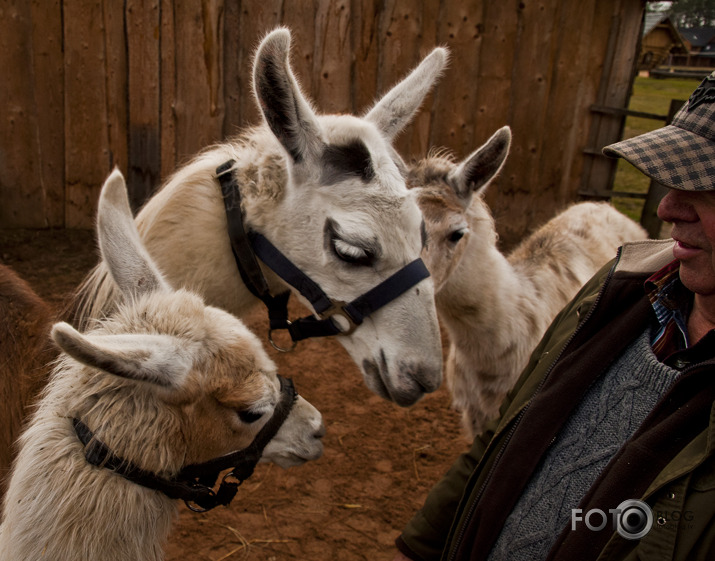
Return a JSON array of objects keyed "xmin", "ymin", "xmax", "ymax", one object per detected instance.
[{"xmin": 657, "ymin": 189, "xmax": 695, "ymax": 223}]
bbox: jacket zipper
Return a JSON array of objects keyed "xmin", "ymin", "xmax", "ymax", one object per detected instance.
[{"xmin": 445, "ymin": 250, "xmax": 621, "ymax": 561}]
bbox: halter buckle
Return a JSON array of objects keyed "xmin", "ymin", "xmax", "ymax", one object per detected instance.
[{"xmin": 321, "ymin": 301, "xmax": 360, "ymax": 336}]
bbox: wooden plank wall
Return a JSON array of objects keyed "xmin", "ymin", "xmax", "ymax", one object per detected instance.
[{"xmin": 1, "ymin": 0, "xmax": 644, "ymax": 248}]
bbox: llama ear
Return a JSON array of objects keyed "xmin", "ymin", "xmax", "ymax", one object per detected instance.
[
  {"xmin": 364, "ymin": 47, "xmax": 448, "ymax": 141},
  {"xmin": 51, "ymin": 322, "xmax": 192, "ymax": 389},
  {"xmin": 97, "ymin": 168, "xmax": 170, "ymax": 299},
  {"xmin": 449, "ymin": 126, "xmax": 511, "ymax": 202},
  {"xmin": 253, "ymin": 28, "xmax": 322, "ymax": 164}
]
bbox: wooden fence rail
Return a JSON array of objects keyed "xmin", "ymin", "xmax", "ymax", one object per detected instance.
[{"xmin": 1, "ymin": 0, "xmax": 644, "ymax": 248}]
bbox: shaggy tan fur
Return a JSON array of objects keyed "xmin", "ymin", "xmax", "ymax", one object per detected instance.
[
  {"xmin": 411, "ymin": 128, "xmax": 649, "ymax": 438},
  {"xmin": 0, "ymin": 169, "xmax": 324, "ymax": 561}
]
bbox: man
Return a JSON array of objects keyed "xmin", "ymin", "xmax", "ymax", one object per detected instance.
[{"xmin": 393, "ymin": 73, "xmax": 715, "ymax": 561}]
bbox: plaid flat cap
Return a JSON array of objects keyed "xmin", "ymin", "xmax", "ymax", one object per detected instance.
[{"xmin": 603, "ymin": 71, "xmax": 715, "ymax": 190}]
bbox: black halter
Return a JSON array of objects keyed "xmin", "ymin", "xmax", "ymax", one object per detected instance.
[
  {"xmin": 74, "ymin": 375, "xmax": 298, "ymax": 512},
  {"xmin": 216, "ymin": 160, "xmax": 431, "ymax": 351}
]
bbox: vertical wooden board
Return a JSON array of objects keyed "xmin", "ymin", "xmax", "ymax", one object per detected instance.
[
  {"xmin": 376, "ymin": 0, "xmax": 431, "ymax": 157},
  {"xmin": 126, "ymin": 0, "xmax": 160, "ymax": 211},
  {"xmin": 204, "ymin": 0, "xmax": 226, "ymax": 136},
  {"xmin": 0, "ymin": 1, "xmax": 64, "ymax": 228},
  {"xmin": 471, "ymin": 0, "xmax": 518, "ymax": 141},
  {"xmin": 221, "ymin": 0, "xmax": 240, "ymax": 137},
  {"xmin": 281, "ymin": 2, "xmax": 317, "ymax": 106},
  {"xmin": 103, "ymin": 0, "xmax": 129, "ymax": 179},
  {"xmin": 351, "ymin": 0, "xmax": 380, "ymax": 113},
  {"xmin": 0, "ymin": 0, "xmax": 40, "ymax": 227},
  {"xmin": 468, "ymin": 1, "xmax": 520, "ymax": 245},
  {"xmin": 600, "ymin": 1, "xmax": 642, "ymax": 108},
  {"xmin": 233, "ymin": 0, "xmax": 283, "ymax": 129},
  {"xmin": 311, "ymin": 0, "xmax": 352, "ymax": 114},
  {"xmin": 429, "ymin": 0, "xmax": 484, "ymax": 158},
  {"xmin": 581, "ymin": 0, "xmax": 644, "ymax": 198},
  {"xmin": 30, "ymin": 0, "xmax": 65, "ymax": 227},
  {"xmin": 375, "ymin": 0, "xmax": 423, "ymax": 92},
  {"xmin": 173, "ymin": 0, "xmax": 225, "ymax": 161},
  {"xmin": 397, "ymin": 2, "xmax": 442, "ymax": 160},
  {"xmin": 535, "ymin": 0, "xmax": 597, "ymax": 202},
  {"xmin": 160, "ymin": 0, "xmax": 177, "ymax": 178},
  {"xmin": 502, "ymin": 0, "xmax": 566, "ymax": 246},
  {"xmin": 64, "ymin": 0, "xmax": 112, "ymax": 229},
  {"xmin": 403, "ymin": 0, "xmax": 440, "ymax": 159},
  {"xmin": 504, "ymin": 0, "xmax": 559, "ymax": 220},
  {"xmin": 573, "ymin": 0, "xmax": 609, "ymax": 197}
]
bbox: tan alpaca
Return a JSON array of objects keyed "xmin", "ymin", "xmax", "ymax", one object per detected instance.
[
  {"xmin": 0, "ymin": 170, "xmax": 324, "ymax": 561},
  {"xmin": 411, "ymin": 127, "xmax": 648, "ymax": 438}
]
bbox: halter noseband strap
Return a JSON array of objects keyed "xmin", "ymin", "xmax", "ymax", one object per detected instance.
[
  {"xmin": 74, "ymin": 375, "xmax": 297, "ymax": 512},
  {"xmin": 216, "ymin": 160, "xmax": 431, "ymax": 351}
]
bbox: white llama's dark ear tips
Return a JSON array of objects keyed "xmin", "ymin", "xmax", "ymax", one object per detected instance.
[
  {"xmin": 450, "ymin": 126, "xmax": 511, "ymax": 200},
  {"xmin": 365, "ymin": 46, "xmax": 449, "ymax": 141},
  {"xmin": 253, "ymin": 27, "xmax": 321, "ymax": 164},
  {"xmin": 96, "ymin": 168, "xmax": 169, "ymax": 299}
]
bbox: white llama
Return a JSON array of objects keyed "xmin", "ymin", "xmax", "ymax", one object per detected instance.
[
  {"xmin": 0, "ymin": 169, "xmax": 325, "ymax": 561},
  {"xmin": 71, "ymin": 27, "xmax": 447, "ymax": 408},
  {"xmin": 410, "ymin": 127, "xmax": 649, "ymax": 437}
]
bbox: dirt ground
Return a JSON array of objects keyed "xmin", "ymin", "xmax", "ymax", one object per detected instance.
[{"xmin": 0, "ymin": 228, "xmax": 467, "ymax": 561}]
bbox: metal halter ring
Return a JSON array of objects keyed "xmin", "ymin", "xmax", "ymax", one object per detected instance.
[
  {"xmin": 184, "ymin": 486, "xmax": 216, "ymax": 513},
  {"xmin": 268, "ymin": 322, "xmax": 298, "ymax": 353},
  {"xmin": 321, "ymin": 301, "xmax": 360, "ymax": 336}
]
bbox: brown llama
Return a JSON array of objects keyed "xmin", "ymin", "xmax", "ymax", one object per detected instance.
[{"xmin": 0, "ymin": 265, "xmax": 54, "ymax": 495}]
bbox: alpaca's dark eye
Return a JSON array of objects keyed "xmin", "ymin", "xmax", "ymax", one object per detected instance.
[
  {"xmin": 448, "ymin": 228, "xmax": 467, "ymax": 243},
  {"xmin": 237, "ymin": 409, "xmax": 264, "ymax": 424}
]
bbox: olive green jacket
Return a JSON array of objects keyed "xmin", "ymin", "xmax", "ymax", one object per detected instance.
[{"xmin": 397, "ymin": 240, "xmax": 715, "ymax": 561}]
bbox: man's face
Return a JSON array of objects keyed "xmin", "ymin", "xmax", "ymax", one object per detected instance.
[{"xmin": 658, "ymin": 189, "xmax": 715, "ymax": 295}]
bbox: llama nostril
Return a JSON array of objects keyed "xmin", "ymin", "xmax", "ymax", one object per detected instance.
[{"xmin": 314, "ymin": 423, "xmax": 326, "ymax": 439}]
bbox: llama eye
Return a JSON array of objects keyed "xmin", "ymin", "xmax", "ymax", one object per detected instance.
[
  {"xmin": 331, "ymin": 238, "xmax": 374, "ymax": 266},
  {"xmin": 237, "ymin": 409, "xmax": 264, "ymax": 424},
  {"xmin": 448, "ymin": 228, "xmax": 467, "ymax": 243}
]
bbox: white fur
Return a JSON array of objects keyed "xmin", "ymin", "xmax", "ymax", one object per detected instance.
[
  {"xmin": 412, "ymin": 127, "xmax": 649, "ymax": 438},
  {"xmin": 0, "ymin": 170, "xmax": 324, "ymax": 561},
  {"xmin": 72, "ymin": 28, "xmax": 447, "ymax": 408}
]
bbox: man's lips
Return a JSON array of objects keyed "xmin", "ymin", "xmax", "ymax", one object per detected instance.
[{"xmin": 673, "ymin": 239, "xmax": 703, "ymax": 260}]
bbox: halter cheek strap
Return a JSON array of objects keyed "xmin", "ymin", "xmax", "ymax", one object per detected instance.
[
  {"xmin": 216, "ymin": 160, "xmax": 431, "ymax": 351},
  {"xmin": 74, "ymin": 375, "xmax": 298, "ymax": 512},
  {"xmin": 249, "ymin": 231, "xmax": 430, "ymax": 340}
]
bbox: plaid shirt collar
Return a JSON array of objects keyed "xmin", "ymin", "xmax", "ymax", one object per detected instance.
[{"xmin": 645, "ymin": 259, "xmax": 693, "ymax": 362}]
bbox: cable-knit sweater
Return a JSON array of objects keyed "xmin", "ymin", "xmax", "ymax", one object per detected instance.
[{"xmin": 487, "ymin": 325, "xmax": 680, "ymax": 561}]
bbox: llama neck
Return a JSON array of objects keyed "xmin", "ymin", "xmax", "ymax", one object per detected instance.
[
  {"xmin": 435, "ymin": 222, "xmax": 559, "ymax": 397},
  {"xmin": 437, "ymin": 234, "xmax": 525, "ymax": 350},
  {"xmin": 0, "ymin": 402, "xmax": 176, "ymax": 561},
  {"xmin": 133, "ymin": 127, "xmax": 287, "ymax": 320}
]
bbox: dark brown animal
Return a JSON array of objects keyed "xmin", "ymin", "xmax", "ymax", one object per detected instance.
[{"xmin": 0, "ymin": 265, "xmax": 55, "ymax": 494}]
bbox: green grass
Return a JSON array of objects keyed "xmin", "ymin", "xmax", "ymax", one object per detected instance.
[{"xmin": 611, "ymin": 75, "xmax": 700, "ymax": 221}]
